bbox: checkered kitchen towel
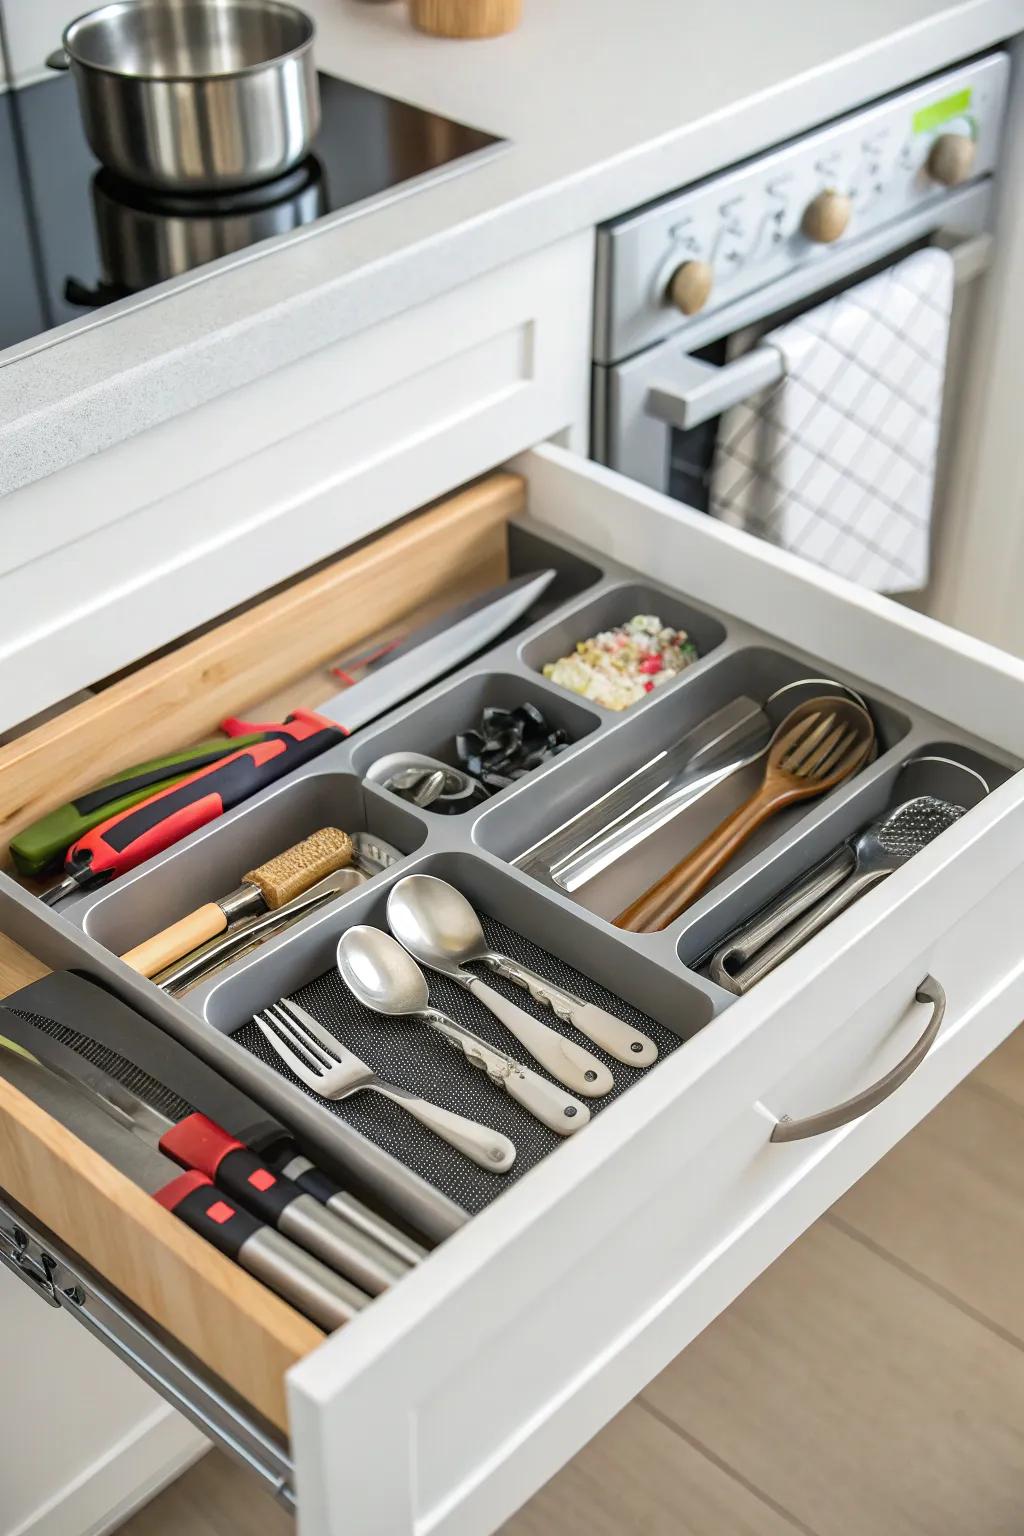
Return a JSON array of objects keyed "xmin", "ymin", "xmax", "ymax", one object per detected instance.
[{"xmin": 709, "ymin": 248, "xmax": 954, "ymax": 593}]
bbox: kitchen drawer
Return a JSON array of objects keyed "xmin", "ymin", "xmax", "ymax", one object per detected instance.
[{"xmin": 3, "ymin": 445, "xmax": 1024, "ymax": 1535}]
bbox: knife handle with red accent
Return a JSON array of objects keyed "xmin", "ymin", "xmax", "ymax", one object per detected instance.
[
  {"xmin": 159, "ymin": 1114, "xmax": 407, "ymax": 1295},
  {"xmin": 155, "ymin": 1169, "xmax": 368, "ymax": 1329},
  {"xmin": 43, "ymin": 713, "xmax": 341, "ymax": 904},
  {"xmin": 275, "ymin": 1152, "xmax": 429, "ymax": 1268}
]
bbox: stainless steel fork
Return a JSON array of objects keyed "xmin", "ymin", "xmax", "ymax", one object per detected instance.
[{"xmin": 254, "ymin": 1000, "xmax": 516, "ymax": 1173}]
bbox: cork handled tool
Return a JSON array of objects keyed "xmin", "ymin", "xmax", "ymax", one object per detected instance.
[{"xmin": 121, "ymin": 827, "xmax": 355, "ymax": 978}]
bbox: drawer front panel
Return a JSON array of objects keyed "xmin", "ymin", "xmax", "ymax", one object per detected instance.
[
  {"xmin": 283, "ymin": 447, "xmax": 1024, "ymax": 1534},
  {"xmin": 0, "ymin": 234, "xmax": 593, "ymax": 735}
]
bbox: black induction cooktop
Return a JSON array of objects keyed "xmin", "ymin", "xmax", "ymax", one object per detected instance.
[{"xmin": 0, "ymin": 71, "xmax": 501, "ymax": 357}]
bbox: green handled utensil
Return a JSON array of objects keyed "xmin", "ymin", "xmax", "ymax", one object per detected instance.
[{"xmin": 10, "ymin": 735, "xmax": 268, "ymax": 877}]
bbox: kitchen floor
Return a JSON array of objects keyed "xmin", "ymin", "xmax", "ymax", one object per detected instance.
[{"xmin": 116, "ymin": 1027, "xmax": 1024, "ymax": 1536}]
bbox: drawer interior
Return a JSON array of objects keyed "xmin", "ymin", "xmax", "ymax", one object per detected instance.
[{"xmin": 2, "ymin": 465, "xmax": 1023, "ymax": 1448}]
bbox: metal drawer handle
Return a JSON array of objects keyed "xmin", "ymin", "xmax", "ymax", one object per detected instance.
[{"xmin": 769, "ymin": 974, "xmax": 945, "ymax": 1144}]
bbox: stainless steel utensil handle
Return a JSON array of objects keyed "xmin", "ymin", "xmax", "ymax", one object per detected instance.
[
  {"xmin": 277, "ymin": 1154, "xmax": 427, "ymax": 1267},
  {"xmin": 483, "ymin": 957, "xmax": 658, "ymax": 1067},
  {"xmin": 462, "ymin": 976, "xmax": 614, "ymax": 1097},
  {"xmin": 769, "ymin": 976, "xmax": 945, "ymax": 1143},
  {"xmin": 369, "ymin": 1082, "xmax": 516, "ymax": 1172},
  {"xmin": 552, "ymin": 757, "xmax": 752, "ymax": 891},
  {"xmin": 425, "ymin": 1012, "xmax": 591, "ymax": 1135},
  {"xmin": 323, "ymin": 1191, "xmax": 427, "ymax": 1267},
  {"xmin": 237, "ymin": 1227, "xmax": 370, "ymax": 1328},
  {"xmin": 280, "ymin": 1195, "xmax": 408, "ymax": 1296},
  {"xmin": 729, "ymin": 865, "xmax": 886, "ymax": 994},
  {"xmin": 710, "ymin": 846, "xmax": 855, "ymax": 992}
]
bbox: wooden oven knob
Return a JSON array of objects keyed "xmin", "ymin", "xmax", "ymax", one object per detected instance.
[
  {"xmin": 927, "ymin": 133, "xmax": 976, "ymax": 187},
  {"xmin": 802, "ymin": 190, "xmax": 852, "ymax": 244},
  {"xmin": 669, "ymin": 260, "xmax": 714, "ymax": 316}
]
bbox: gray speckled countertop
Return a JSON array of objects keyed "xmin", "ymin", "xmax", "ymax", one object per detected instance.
[{"xmin": 2, "ymin": 0, "xmax": 1022, "ymax": 494}]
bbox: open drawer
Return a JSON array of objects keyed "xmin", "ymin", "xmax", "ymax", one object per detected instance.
[{"xmin": 2, "ymin": 446, "xmax": 1024, "ymax": 1535}]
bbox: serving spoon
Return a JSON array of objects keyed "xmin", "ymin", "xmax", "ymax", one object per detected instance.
[
  {"xmin": 336, "ymin": 926, "xmax": 590, "ymax": 1135},
  {"xmin": 387, "ymin": 876, "xmax": 635, "ymax": 1081}
]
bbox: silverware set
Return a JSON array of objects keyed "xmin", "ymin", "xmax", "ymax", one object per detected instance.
[{"xmin": 254, "ymin": 875, "xmax": 660, "ymax": 1174}]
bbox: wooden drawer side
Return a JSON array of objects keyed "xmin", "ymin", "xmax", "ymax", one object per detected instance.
[
  {"xmin": 0, "ymin": 1062, "xmax": 322, "ymax": 1432},
  {"xmin": 0, "ymin": 473, "xmax": 523, "ymax": 861}
]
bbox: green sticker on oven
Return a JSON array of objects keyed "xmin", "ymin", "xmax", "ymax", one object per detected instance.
[{"xmin": 913, "ymin": 89, "xmax": 972, "ymax": 135}]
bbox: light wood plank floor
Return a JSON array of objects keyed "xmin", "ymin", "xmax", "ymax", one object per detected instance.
[{"xmin": 117, "ymin": 1032, "xmax": 1024, "ymax": 1536}]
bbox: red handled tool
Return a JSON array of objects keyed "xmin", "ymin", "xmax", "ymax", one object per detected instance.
[
  {"xmin": 0, "ymin": 1044, "xmax": 368, "ymax": 1329},
  {"xmin": 41, "ymin": 571, "xmax": 556, "ymax": 905},
  {"xmin": 42, "ymin": 712, "xmax": 340, "ymax": 904},
  {"xmin": 158, "ymin": 1114, "xmax": 406, "ymax": 1294}
]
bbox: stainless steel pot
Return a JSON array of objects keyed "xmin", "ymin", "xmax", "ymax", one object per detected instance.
[{"xmin": 48, "ymin": 0, "xmax": 321, "ymax": 193}]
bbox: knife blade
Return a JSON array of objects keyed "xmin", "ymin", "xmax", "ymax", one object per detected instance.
[
  {"xmin": 43, "ymin": 569, "xmax": 556, "ymax": 902},
  {"xmin": 313, "ymin": 568, "xmax": 556, "ymax": 731},
  {"xmin": 0, "ymin": 1006, "xmax": 409, "ymax": 1297},
  {"xmin": 0, "ymin": 1043, "xmax": 368, "ymax": 1330}
]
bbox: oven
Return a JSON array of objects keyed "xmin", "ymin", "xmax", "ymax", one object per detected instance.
[{"xmin": 592, "ymin": 53, "xmax": 1009, "ymax": 597}]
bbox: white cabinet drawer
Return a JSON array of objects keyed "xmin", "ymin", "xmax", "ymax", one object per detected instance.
[
  {"xmin": 0, "ymin": 233, "xmax": 593, "ymax": 736},
  {"xmin": 3, "ymin": 448, "xmax": 1023, "ymax": 1536},
  {"xmin": 278, "ymin": 446, "xmax": 1024, "ymax": 1534}
]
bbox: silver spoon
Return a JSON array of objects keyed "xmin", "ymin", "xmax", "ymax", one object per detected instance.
[
  {"xmin": 387, "ymin": 876, "xmax": 630, "ymax": 1086},
  {"xmin": 336, "ymin": 927, "xmax": 590, "ymax": 1135}
]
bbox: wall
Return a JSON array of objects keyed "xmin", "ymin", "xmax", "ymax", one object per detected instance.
[{"xmin": 0, "ymin": 0, "xmax": 81, "ymax": 86}]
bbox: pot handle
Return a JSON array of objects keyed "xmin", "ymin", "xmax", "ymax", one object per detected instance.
[{"xmin": 46, "ymin": 48, "xmax": 71, "ymax": 70}]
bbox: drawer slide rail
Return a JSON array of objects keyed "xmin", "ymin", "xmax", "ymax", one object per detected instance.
[{"xmin": 0, "ymin": 1189, "xmax": 295, "ymax": 1510}]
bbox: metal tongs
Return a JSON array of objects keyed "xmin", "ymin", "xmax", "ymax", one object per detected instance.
[{"xmin": 515, "ymin": 678, "xmax": 870, "ymax": 893}]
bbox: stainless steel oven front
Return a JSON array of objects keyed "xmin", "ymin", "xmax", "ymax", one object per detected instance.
[{"xmin": 592, "ymin": 53, "xmax": 1009, "ymax": 592}]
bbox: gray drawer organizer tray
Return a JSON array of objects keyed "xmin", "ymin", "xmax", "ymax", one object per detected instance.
[{"xmin": 2, "ymin": 517, "xmax": 1018, "ymax": 1245}]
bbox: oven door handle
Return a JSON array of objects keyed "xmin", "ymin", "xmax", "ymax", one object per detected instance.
[{"xmin": 645, "ymin": 230, "xmax": 993, "ymax": 435}]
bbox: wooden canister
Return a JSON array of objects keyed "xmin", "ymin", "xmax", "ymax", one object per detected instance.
[{"xmin": 410, "ymin": 0, "xmax": 521, "ymax": 38}]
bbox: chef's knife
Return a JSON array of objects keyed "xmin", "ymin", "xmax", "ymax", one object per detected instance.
[
  {"xmin": 43, "ymin": 569, "xmax": 555, "ymax": 902},
  {"xmin": 0, "ymin": 1043, "xmax": 368, "ymax": 1330},
  {"xmin": 1, "ymin": 971, "xmax": 428, "ymax": 1268}
]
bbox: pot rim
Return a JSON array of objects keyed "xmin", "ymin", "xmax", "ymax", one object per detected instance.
[{"xmin": 61, "ymin": 0, "xmax": 316, "ymax": 84}]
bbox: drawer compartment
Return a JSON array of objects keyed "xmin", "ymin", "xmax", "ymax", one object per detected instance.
[{"xmin": 3, "ymin": 447, "xmax": 1024, "ymax": 1535}]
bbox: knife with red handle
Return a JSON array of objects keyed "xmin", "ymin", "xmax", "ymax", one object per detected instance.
[
  {"xmin": 41, "ymin": 571, "xmax": 555, "ymax": 904},
  {"xmin": 159, "ymin": 1115, "xmax": 408, "ymax": 1294},
  {"xmin": 0, "ymin": 1044, "xmax": 368, "ymax": 1330},
  {"xmin": 42, "ymin": 712, "xmax": 340, "ymax": 904}
]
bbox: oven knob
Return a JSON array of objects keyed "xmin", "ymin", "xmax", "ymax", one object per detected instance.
[
  {"xmin": 927, "ymin": 132, "xmax": 976, "ymax": 187},
  {"xmin": 668, "ymin": 260, "xmax": 714, "ymax": 316},
  {"xmin": 802, "ymin": 190, "xmax": 852, "ymax": 244}
]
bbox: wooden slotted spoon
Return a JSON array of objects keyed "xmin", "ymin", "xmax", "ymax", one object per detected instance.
[{"xmin": 613, "ymin": 696, "xmax": 876, "ymax": 934}]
